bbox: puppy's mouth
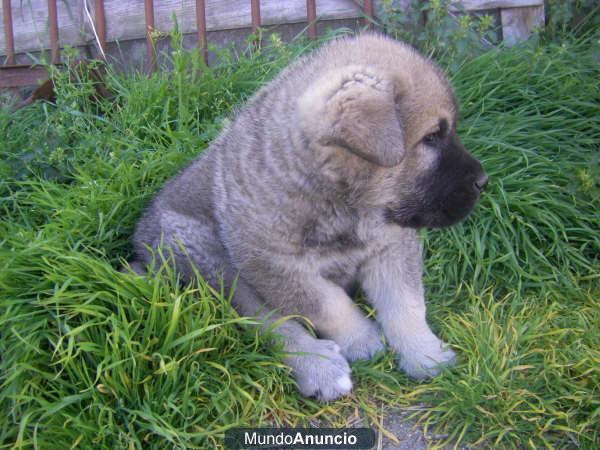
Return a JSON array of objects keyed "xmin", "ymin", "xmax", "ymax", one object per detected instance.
[
  {"xmin": 435, "ymin": 188, "xmax": 483, "ymax": 227},
  {"xmin": 384, "ymin": 172, "xmax": 488, "ymax": 229}
]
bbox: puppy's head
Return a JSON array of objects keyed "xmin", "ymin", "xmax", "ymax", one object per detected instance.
[{"xmin": 298, "ymin": 36, "xmax": 488, "ymax": 228}]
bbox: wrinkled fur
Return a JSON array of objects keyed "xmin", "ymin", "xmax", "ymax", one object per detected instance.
[{"xmin": 130, "ymin": 34, "xmax": 487, "ymax": 401}]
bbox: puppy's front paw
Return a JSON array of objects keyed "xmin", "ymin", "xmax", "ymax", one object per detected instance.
[
  {"xmin": 398, "ymin": 337, "xmax": 456, "ymax": 379},
  {"xmin": 336, "ymin": 321, "xmax": 384, "ymax": 362},
  {"xmin": 286, "ymin": 338, "xmax": 353, "ymax": 402}
]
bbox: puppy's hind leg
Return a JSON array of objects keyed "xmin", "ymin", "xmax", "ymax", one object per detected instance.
[
  {"xmin": 126, "ymin": 209, "xmax": 351, "ymax": 401},
  {"xmin": 233, "ymin": 277, "xmax": 353, "ymax": 402}
]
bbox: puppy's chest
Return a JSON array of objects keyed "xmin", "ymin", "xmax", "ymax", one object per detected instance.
[
  {"xmin": 301, "ymin": 214, "xmax": 384, "ymax": 284},
  {"xmin": 301, "ymin": 219, "xmax": 362, "ymax": 253}
]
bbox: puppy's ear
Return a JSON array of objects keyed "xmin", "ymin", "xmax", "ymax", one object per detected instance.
[{"xmin": 298, "ymin": 67, "xmax": 406, "ymax": 167}]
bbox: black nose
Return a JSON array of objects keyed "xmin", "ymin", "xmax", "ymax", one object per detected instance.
[{"xmin": 474, "ymin": 174, "xmax": 489, "ymax": 193}]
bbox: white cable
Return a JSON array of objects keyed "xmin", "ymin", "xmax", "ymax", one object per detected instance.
[{"xmin": 83, "ymin": 0, "xmax": 106, "ymax": 60}]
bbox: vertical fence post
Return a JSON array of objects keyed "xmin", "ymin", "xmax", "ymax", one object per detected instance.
[
  {"xmin": 420, "ymin": 0, "xmax": 428, "ymax": 27},
  {"xmin": 363, "ymin": 0, "xmax": 374, "ymax": 29},
  {"xmin": 94, "ymin": 0, "xmax": 106, "ymax": 58},
  {"xmin": 250, "ymin": 0, "xmax": 261, "ymax": 32},
  {"xmin": 48, "ymin": 0, "xmax": 60, "ymax": 63},
  {"xmin": 195, "ymin": 0, "xmax": 208, "ymax": 64},
  {"xmin": 2, "ymin": 0, "xmax": 15, "ymax": 64},
  {"xmin": 306, "ymin": 0, "xmax": 317, "ymax": 39},
  {"xmin": 144, "ymin": 0, "xmax": 156, "ymax": 72},
  {"xmin": 250, "ymin": 0, "xmax": 261, "ymax": 47}
]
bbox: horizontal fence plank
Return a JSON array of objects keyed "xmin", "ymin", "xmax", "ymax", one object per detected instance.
[
  {"xmin": 0, "ymin": 64, "xmax": 49, "ymax": 87},
  {"xmin": 0, "ymin": 0, "xmax": 86, "ymax": 57},
  {"xmin": 114, "ymin": 0, "xmax": 361, "ymax": 39},
  {"xmin": 347, "ymin": 1, "xmax": 546, "ymax": 19},
  {"xmin": 452, "ymin": 0, "xmax": 544, "ymax": 11},
  {"xmin": 1, "ymin": 0, "xmax": 362, "ymax": 56},
  {"xmin": 0, "ymin": 0, "xmax": 547, "ymax": 59}
]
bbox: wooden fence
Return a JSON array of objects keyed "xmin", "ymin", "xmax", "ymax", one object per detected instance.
[{"xmin": 1, "ymin": 1, "xmax": 544, "ymax": 88}]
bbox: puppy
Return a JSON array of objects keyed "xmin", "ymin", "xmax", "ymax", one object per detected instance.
[{"xmin": 129, "ymin": 33, "xmax": 488, "ymax": 401}]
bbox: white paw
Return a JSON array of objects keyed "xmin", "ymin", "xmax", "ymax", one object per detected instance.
[
  {"xmin": 285, "ymin": 338, "xmax": 353, "ymax": 401},
  {"xmin": 397, "ymin": 336, "xmax": 457, "ymax": 379}
]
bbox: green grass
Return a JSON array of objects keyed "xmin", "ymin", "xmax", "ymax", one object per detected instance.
[{"xmin": 1, "ymin": 30, "xmax": 598, "ymax": 449}]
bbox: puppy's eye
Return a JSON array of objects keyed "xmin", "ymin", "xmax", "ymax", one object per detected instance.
[{"xmin": 423, "ymin": 130, "xmax": 441, "ymax": 146}]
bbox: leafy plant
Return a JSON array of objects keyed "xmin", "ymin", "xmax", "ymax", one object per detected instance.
[
  {"xmin": 544, "ymin": 0, "xmax": 600, "ymax": 38},
  {"xmin": 377, "ymin": 0, "xmax": 496, "ymax": 64}
]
